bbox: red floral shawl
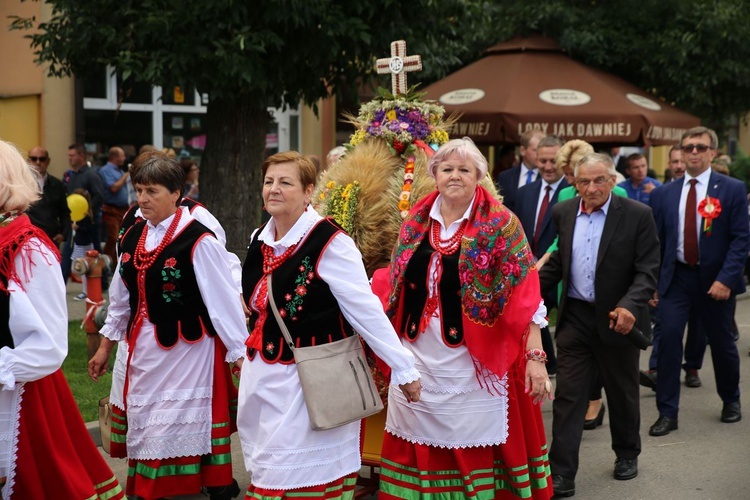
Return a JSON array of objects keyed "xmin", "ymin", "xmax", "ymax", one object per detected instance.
[
  {"xmin": 387, "ymin": 186, "xmax": 541, "ymax": 382},
  {"xmin": 0, "ymin": 215, "xmax": 60, "ymax": 294}
]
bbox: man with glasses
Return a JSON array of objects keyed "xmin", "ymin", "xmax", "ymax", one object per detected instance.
[
  {"xmin": 539, "ymin": 153, "xmax": 660, "ymax": 497},
  {"xmin": 648, "ymin": 126, "xmax": 750, "ymax": 436},
  {"xmin": 26, "ymin": 146, "xmax": 70, "ymax": 245}
]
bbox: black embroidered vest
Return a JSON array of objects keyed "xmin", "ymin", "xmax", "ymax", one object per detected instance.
[
  {"xmin": 116, "ymin": 198, "xmax": 203, "ymax": 257},
  {"xmin": 0, "ymin": 283, "xmax": 11, "ymax": 349},
  {"xmin": 401, "ymin": 237, "xmax": 464, "ymax": 346},
  {"xmin": 118, "ymin": 218, "xmax": 217, "ymax": 348},
  {"xmin": 242, "ymin": 218, "xmax": 355, "ymax": 363}
]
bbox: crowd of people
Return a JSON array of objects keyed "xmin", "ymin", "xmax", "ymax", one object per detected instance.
[{"xmin": 1, "ymin": 124, "xmax": 747, "ymax": 499}]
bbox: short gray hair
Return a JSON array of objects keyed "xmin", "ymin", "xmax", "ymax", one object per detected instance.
[{"xmin": 574, "ymin": 153, "xmax": 617, "ymax": 177}]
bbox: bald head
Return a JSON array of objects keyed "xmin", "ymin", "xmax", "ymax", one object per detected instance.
[
  {"xmin": 28, "ymin": 146, "xmax": 50, "ymax": 176},
  {"xmin": 109, "ymin": 147, "xmax": 126, "ymax": 167}
]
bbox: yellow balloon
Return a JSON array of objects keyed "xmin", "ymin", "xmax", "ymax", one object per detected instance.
[{"xmin": 67, "ymin": 194, "xmax": 89, "ymax": 222}]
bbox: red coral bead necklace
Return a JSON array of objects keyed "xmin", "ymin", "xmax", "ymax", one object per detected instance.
[
  {"xmin": 134, "ymin": 209, "xmax": 183, "ymax": 271},
  {"xmin": 430, "ymin": 219, "xmax": 466, "ymax": 255}
]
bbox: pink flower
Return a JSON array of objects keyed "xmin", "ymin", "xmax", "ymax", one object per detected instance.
[
  {"xmin": 121, "ymin": 253, "xmax": 131, "ymax": 263},
  {"xmin": 265, "ymin": 342, "xmax": 275, "ymax": 352},
  {"xmin": 475, "ymin": 251, "xmax": 490, "ymax": 269},
  {"xmin": 164, "ymin": 257, "xmax": 177, "ymax": 268},
  {"xmin": 307, "ymin": 272, "xmax": 315, "ymax": 279},
  {"xmin": 285, "ymin": 293, "xmax": 292, "ymax": 301},
  {"xmin": 448, "ymin": 327, "xmax": 458, "ymax": 338},
  {"xmin": 299, "ymin": 265, "xmax": 305, "ymax": 271},
  {"xmin": 279, "ymin": 309, "xmax": 287, "ymax": 318},
  {"xmin": 296, "ymin": 285, "xmax": 307, "ymax": 296}
]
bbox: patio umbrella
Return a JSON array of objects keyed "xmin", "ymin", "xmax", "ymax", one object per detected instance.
[{"xmin": 423, "ymin": 36, "xmax": 700, "ymax": 146}]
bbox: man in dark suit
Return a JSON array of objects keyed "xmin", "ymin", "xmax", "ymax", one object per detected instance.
[
  {"xmin": 26, "ymin": 146, "xmax": 71, "ymax": 245},
  {"xmin": 539, "ymin": 153, "xmax": 660, "ymax": 497},
  {"xmin": 495, "ymin": 129, "xmax": 545, "ymax": 212},
  {"xmin": 648, "ymin": 126, "xmax": 749, "ymax": 437},
  {"xmin": 516, "ymin": 135, "xmax": 566, "ymax": 375}
]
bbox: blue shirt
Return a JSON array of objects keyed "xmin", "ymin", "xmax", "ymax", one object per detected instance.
[
  {"xmin": 99, "ymin": 162, "xmax": 129, "ymax": 207},
  {"xmin": 568, "ymin": 194, "xmax": 613, "ymax": 302},
  {"xmin": 617, "ymin": 176, "xmax": 662, "ymax": 205}
]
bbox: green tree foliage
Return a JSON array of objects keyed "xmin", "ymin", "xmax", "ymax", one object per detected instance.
[
  {"xmin": 10, "ymin": 0, "xmax": 497, "ymax": 255},
  {"xmin": 483, "ymin": 0, "xmax": 750, "ymax": 127}
]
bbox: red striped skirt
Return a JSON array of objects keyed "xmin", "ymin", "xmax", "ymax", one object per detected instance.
[
  {"xmin": 10, "ymin": 370, "xmax": 124, "ymax": 499},
  {"xmin": 125, "ymin": 339, "xmax": 238, "ymax": 499},
  {"xmin": 379, "ymin": 365, "xmax": 553, "ymax": 499},
  {"xmin": 244, "ymin": 472, "xmax": 358, "ymax": 499}
]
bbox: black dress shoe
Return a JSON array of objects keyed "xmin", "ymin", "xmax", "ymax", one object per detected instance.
[
  {"xmin": 639, "ymin": 369, "xmax": 657, "ymax": 391},
  {"xmin": 583, "ymin": 403, "xmax": 605, "ymax": 430},
  {"xmin": 551, "ymin": 474, "xmax": 575, "ymax": 497},
  {"xmin": 721, "ymin": 401, "xmax": 742, "ymax": 423},
  {"xmin": 684, "ymin": 369, "xmax": 702, "ymax": 388},
  {"xmin": 205, "ymin": 479, "xmax": 241, "ymax": 500},
  {"xmin": 649, "ymin": 415, "xmax": 678, "ymax": 436},
  {"xmin": 614, "ymin": 457, "xmax": 638, "ymax": 480}
]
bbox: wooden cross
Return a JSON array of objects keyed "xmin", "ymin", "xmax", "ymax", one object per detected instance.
[{"xmin": 376, "ymin": 40, "xmax": 422, "ymax": 96}]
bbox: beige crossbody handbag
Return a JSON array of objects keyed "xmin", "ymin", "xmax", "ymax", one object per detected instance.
[
  {"xmin": 98, "ymin": 396, "xmax": 112, "ymax": 454},
  {"xmin": 267, "ymin": 274, "xmax": 384, "ymax": 430}
]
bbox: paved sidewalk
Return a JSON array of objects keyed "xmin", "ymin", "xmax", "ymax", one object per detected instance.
[{"xmin": 70, "ymin": 281, "xmax": 750, "ymax": 499}]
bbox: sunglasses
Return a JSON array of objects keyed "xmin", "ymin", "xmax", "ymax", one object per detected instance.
[
  {"xmin": 680, "ymin": 144, "xmax": 712, "ymax": 153},
  {"xmin": 28, "ymin": 156, "xmax": 48, "ymax": 162}
]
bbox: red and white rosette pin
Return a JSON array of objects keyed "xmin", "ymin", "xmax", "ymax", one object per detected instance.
[{"xmin": 698, "ymin": 196, "xmax": 722, "ymax": 235}]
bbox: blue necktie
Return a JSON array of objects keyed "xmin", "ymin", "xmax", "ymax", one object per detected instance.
[{"xmin": 525, "ymin": 169, "xmax": 534, "ymax": 185}]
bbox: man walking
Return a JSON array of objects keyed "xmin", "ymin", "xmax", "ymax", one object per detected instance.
[
  {"xmin": 539, "ymin": 153, "xmax": 660, "ymax": 497},
  {"xmin": 648, "ymin": 126, "xmax": 749, "ymax": 436}
]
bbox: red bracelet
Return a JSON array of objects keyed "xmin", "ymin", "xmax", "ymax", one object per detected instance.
[{"xmin": 525, "ymin": 348, "xmax": 548, "ymax": 364}]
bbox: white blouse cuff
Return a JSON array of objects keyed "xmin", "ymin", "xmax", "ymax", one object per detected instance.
[
  {"xmin": 225, "ymin": 347, "xmax": 246, "ymax": 363},
  {"xmin": 99, "ymin": 324, "xmax": 123, "ymax": 342},
  {"xmin": 390, "ymin": 367, "xmax": 421, "ymax": 387},
  {"xmin": 0, "ymin": 362, "xmax": 16, "ymax": 390},
  {"xmin": 532, "ymin": 300, "xmax": 549, "ymax": 329}
]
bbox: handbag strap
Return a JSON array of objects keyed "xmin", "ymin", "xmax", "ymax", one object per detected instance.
[{"xmin": 266, "ymin": 274, "xmax": 296, "ymax": 351}]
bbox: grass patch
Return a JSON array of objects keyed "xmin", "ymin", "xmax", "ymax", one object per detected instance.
[{"xmin": 61, "ymin": 321, "xmax": 116, "ymax": 422}]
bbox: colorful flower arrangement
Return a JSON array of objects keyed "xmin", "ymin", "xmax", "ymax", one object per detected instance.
[
  {"xmin": 398, "ymin": 156, "xmax": 416, "ymax": 218},
  {"xmin": 318, "ymin": 180, "xmax": 361, "ymax": 234},
  {"xmin": 347, "ymin": 87, "xmax": 451, "ymax": 156}
]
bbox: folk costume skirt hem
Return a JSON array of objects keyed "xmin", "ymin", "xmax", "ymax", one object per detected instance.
[
  {"xmin": 125, "ymin": 340, "xmax": 238, "ymax": 499},
  {"xmin": 243, "ymin": 472, "xmax": 358, "ymax": 500},
  {"xmin": 8, "ymin": 370, "xmax": 124, "ymax": 500}
]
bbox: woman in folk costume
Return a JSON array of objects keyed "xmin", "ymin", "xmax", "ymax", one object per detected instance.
[
  {"xmin": 238, "ymin": 151, "xmax": 421, "ymax": 499},
  {"xmin": 88, "ymin": 151, "xmax": 247, "ymax": 500},
  {"xmin": 0, "ymin": 140, "xmax": 124, "ymax": 499},
  {"xmin": 107, "ymin": 157, "xmax": 242, "ymax": 460},
  {"xmin": 379, "ymin": 137, "xmax": 554, "ymax": 499}
]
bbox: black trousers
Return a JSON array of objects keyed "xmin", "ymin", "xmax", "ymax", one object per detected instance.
[{"xmin": 550, "ymin": 299, "xmax": 641, "ymax": 480}]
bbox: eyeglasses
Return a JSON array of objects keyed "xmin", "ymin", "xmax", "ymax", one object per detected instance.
[
  {"xmin": 680, "ymin": 144, "xmax": 712, "ymax": 153},
  {"xmin": 575, "ymin": 176, "xmax": 612, "ymax": 188},
  {"xmin": 28, "ymin": 156, "xmax": 48, "ymax": 162}
]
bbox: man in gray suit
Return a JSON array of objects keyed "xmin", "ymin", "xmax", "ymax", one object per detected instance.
[{"xmin": 539, "ymin": 153, "xmax": 660, "ymax": 497}]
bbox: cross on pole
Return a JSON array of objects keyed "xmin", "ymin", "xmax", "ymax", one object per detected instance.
[{"xmin": 376, "ymin": 40, "xmax": 422, "ymax": 96}]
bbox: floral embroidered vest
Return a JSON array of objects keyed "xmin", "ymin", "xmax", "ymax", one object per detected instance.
[
  {"xmin": 119, "ymin": 219, "xmax": 217, "ymax": 348},
  {"xmin": 401, "ymin": 238, "xmax": 464, "ymax": 346},
  {"xmin": 242, "ymin": 218, "xmax": 355, "ymax": 364}
]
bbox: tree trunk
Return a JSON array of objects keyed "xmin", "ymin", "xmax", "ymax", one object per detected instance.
[{"xmin": 200, "ymin": 95, "xmax": 270, "ymax": 260}]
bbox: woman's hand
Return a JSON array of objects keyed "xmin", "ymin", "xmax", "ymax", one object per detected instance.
[
  {"xmin": 88, "ymin": 347, "xmax": 110, "ymax": 382},
  {"xmin": 525, "ymin": 359, "xmax": 553, "ymax": 405},
  {"xmin": 88, "ymin": 337, "xmax": 115, "ymax": 382},
  {"xmin": 399, "ymin": 379, "xmax": 422, "ymax": 403}
]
